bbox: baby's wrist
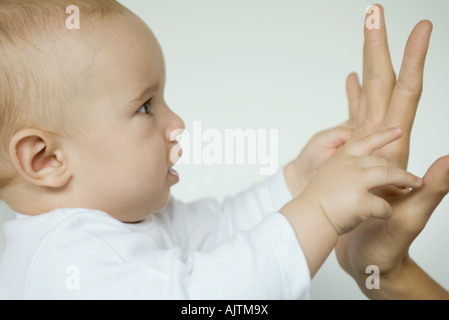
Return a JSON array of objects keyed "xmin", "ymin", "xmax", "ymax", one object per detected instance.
[
  {"xmin": 284, "ymin": 161, "xmax": 308, "ymax": 198},
  {"xmin": 300, "ymin": 190, "xmax": 344, "ymax": 237},
  {"xmin": 279, "ymin": 195, "xmax": 339, "ymax": 277}
]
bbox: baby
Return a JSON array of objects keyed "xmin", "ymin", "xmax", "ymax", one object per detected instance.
[{"xmin": 0, "ymin": 0, "xmax": 423, "ymax": 299}]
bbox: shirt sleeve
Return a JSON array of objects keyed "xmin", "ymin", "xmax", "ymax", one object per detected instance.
[
  {"xmin": 25, "ymin": 211, "xmax": 310, "ymax": 300},
  {"xmin": 160, "ymin": 166, "xmax": 295, "ymax": 252}
]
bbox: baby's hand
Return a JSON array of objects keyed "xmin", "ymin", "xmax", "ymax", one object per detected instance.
[
  {"xmin": 284, "ymin": 124, "xmax": 353, "ymax": 197},
  {"xmin": 301, "ymin": 127, "xmax": 423, "ymax": 235}
]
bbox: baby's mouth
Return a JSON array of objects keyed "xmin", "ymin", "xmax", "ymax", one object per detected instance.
[
  {"xmin": 168, "ymin": 167, "xmax": 178, "ymax": 176},
  {"xmin": 167, "ymin": 167, "xmax": 180, "ymax": 183}
]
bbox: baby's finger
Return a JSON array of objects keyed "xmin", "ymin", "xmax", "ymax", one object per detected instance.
[
  {"xmin": 357, "ymin": 155, "xmax": 388, "ymax": 169},
  {"xmin": 345, "ymin": 127, "xmax": 403, "ymax": 156},
  {"xmin": 368, "ymin": 196, "xmax": 393, "ymax": 220},
  {"xmin": 313, "ymin": 126, "xmax": 353, "ymax": 148},
  {"xmin": 365, "ymin": 166, "xmax": 423, "ymax": 190}
]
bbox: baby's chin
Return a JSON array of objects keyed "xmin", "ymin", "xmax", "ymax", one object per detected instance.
[
  {"xmin": 120, "ymin": 178, "xmax": 177, "ymax": 223},
  {"xmin": 132, "ymin": 191, "xmax": 173, "ymax": 223},
  {"xmin": 155, "ymin": 189, "xmax": 173, "ymax": 212}
]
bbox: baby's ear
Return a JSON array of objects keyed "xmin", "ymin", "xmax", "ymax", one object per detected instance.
[{"xmin": 9, "ymin": 129, "xmax": 72, "ymax": 188}]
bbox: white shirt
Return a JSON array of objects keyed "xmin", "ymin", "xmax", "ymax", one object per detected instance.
[{"xmin": 0, "ymin": 168, "xmax": 311, "ymax": 299}]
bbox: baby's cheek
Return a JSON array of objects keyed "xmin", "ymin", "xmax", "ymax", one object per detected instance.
[{"xmin": 140, "ymin": 144, "xmax": 167, "ymax": 183}]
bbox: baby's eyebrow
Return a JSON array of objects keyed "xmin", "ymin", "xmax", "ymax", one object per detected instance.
[{"xmin": 129, "ymin": 82, "xmax": 160, "ymax": 104}]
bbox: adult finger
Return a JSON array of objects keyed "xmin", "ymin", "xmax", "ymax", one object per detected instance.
[
  {"xmin": 384, "ymin": 20, "xmax": 433, "ymax": 137},
  {"xmin": 363, "ymin": 4, "xmax": 396, "ymax": 123},
  {"xmin": 346, "ymin": 72, "xmax": 362, "ymax": 128},
  {"xmin": 392, "ymin": 155, "xmax": 449, "ymax": 234}
]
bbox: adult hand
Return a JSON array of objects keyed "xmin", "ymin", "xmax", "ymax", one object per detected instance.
[
  {"xmin": 336, "ymin": 154, "xmax": 449, "ymax": 298},
  {"xmin": 334, "ymin": 4, "xmax": 449, "ymax": 298},
  {"xmin": 345, "ymin": 5, "xmax": 432, "ymax": 170}
]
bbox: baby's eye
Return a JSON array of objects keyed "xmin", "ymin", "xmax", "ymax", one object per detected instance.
[{"xmin": 138, "ymin": 99, "xmax": 154, "ymax": 117}]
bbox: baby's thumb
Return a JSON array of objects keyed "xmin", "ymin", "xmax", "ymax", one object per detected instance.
[{"xmin": 315, "ymin": 126, "xmax": 353, "ymax": 149}]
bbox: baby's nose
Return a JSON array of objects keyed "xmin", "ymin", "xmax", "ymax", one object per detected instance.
[
  {"xmin": 165, "ymin": 107, "xmax": 185, "ymax": 139},
  {"xmin": 171, "ymin": 111, "xmax": 185, "ymax": 132}
]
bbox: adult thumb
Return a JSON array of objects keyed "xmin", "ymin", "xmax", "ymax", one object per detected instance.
[{"xmin": 394, "ymin": 154, "xmax": 449, "ymax": 233}]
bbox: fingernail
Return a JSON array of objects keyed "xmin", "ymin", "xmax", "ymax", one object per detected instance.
[
  {"xmin": 415, "ymin": 177, "xmax": 424, "ymax": 187},
  {"xmin": 393, "ymin": 126, "xmax": 403, "ymax": 134},
  {"xmin": 365, "ymin": 4, "xmax": 378, "ymax": 14}
]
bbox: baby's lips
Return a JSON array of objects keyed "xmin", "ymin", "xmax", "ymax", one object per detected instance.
[{"xmin": 169, "ymin": 143, "xmax": 183, "ymax": 166}]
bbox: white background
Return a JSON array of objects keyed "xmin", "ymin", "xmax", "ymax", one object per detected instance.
[{"xmin": 1, "ymin": 0, "xmax": 449, "ymax": 299}]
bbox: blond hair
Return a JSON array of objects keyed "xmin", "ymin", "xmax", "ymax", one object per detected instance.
[{"xmin": 0, "ymin": 0, "xmax": 129, "ymax": 188}]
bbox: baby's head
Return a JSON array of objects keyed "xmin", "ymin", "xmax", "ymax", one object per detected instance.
[{"xmin": 0, "ymin": 0, "xmax": 185, "ymax": 222}]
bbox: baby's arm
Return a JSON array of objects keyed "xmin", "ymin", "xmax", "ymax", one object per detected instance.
[
  {"xmin": 164, "ymin": 124, "xmax": 352, "ymax": 252},
  {"xmin": 279, "ymin": 127, "xmax": 423, "ymax": 277},
  {"xmin": 162, "ymin": 169, "xmax": 293, "ymax": 253},
  {"xmin": 216, "ymin": 123, "xmax": 352, "ymax": 232}
]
